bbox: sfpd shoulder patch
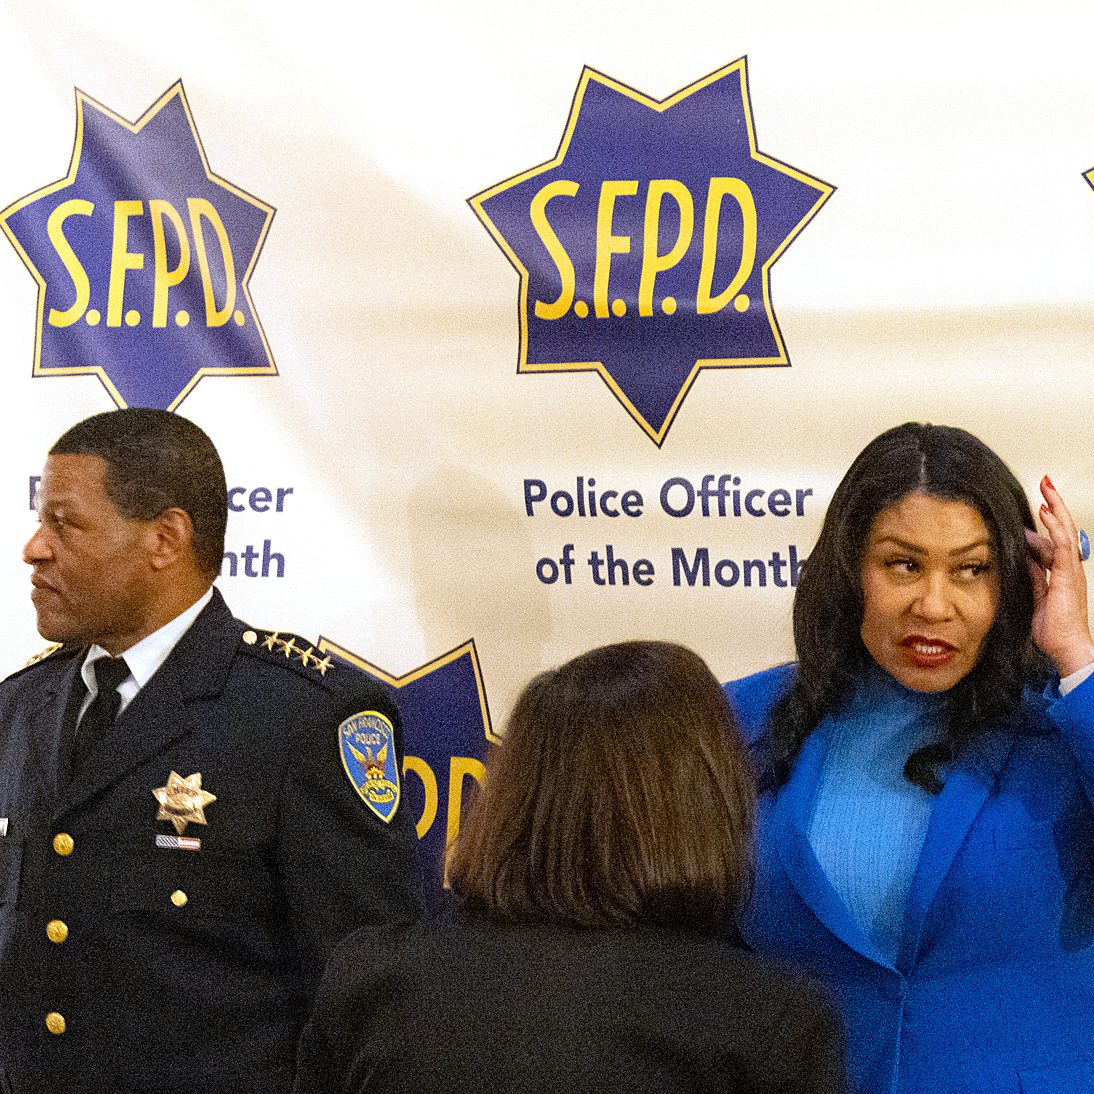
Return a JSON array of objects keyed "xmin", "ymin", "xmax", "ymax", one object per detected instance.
[{"xmin": 338, "ymin": 711, "xmax": 400, "ymax": 823}]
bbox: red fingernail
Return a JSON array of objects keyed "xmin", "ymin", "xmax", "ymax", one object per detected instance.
[
  {"xmin": 1043, "ymin": 474, "xmax": 1056, "ymax": 491},
  {"xmin": 1041, "ymin": 503, "xmax": 1050, "ymax": 515}
]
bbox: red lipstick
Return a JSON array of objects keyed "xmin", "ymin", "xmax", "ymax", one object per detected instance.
[{"xmin": 900, "ymin": 635, "xmax": 956, "ymax": 669}]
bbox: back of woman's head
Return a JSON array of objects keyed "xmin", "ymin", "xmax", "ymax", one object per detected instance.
[{"xmin": 448, "ymin": 640, "xmax": 755, "ymax": 933}]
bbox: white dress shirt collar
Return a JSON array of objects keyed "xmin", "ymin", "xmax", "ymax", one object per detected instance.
[{"xmin": 80, "ymin": 587, "xmax": 214, "ymax": 714}]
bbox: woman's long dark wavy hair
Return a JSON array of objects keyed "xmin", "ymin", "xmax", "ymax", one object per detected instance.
[{"xmin": 768, "ymin": 422, "xmax": 1046, "ymax": 793}]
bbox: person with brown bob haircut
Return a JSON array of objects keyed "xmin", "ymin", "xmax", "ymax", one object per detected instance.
[{"xmin": 295, "ymin": 640, "xmax": 846, "ymax": 1094}]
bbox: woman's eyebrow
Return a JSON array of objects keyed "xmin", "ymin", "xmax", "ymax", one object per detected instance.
[
  {"xmin": 872, "ymin": 535, "xmax": 992, "ymax": 557},
  {"xmin": 947, "ymin": 538, "xmax": 993, "ymax": 557}
]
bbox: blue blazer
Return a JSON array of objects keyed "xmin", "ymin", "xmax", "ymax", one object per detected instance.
[{"xmin": 726, "ymin": 665, "xmax": 1094, "ymax": 1094}]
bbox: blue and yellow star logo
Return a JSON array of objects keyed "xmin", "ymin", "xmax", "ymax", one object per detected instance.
[
  {"xmin": 471, "ymin": 59, "xmax": 834, "ymax": 445},
  {"xmin": 0, "ymin": 80, "xmax": 276, "ymax": 410}
]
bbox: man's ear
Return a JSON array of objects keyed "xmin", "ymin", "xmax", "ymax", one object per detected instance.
[{"xmin": 147, "ymin": 507, "xmax": 196, "ymax": 571}]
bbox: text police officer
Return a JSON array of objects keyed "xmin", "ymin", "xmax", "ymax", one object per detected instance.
[{"xmin": 0, "ymin": 410, "xmax": 421, "ymax": 1094}]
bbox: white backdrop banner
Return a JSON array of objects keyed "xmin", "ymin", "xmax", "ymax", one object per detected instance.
[{"xmin": 2, "ymin": 0, "xmax": 1094, "ymax": 891}]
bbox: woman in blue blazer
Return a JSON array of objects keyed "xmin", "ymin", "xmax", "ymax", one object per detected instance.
[{"xmin": 726, "ymin": 423, "xmax": 1094, "ymax": 1094}]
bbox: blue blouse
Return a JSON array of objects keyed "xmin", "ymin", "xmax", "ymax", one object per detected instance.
[{"xmin": 806, "ymin": 671, "xmax": 944, "ymax": 963}]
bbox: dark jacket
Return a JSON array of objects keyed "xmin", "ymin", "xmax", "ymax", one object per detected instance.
[
  {"xmin": 0, "ymin": 589, "xmax": 422, "ymax": 1094},
  {"xmin": 294, "ymin": 913, "xmax": 847, "ymax": 1094}
]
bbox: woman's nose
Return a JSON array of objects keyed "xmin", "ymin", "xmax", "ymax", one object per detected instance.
[{"xmin": 911, "ymin": 573, "xmax": 953, "ymax": 621}]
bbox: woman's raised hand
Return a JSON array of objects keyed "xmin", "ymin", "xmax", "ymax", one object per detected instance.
[{"xmin": 1026, "ymin": 476, "xmax": 1094, "ymax": 677}]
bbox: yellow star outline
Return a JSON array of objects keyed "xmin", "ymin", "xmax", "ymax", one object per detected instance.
[
  {"xmin": 315, "ymin": 656, "xmax": 332, "ymax": 676},
  {"xmin": 262, "ymin": 631, "xmax": 280, "ymax": 652},
  {"xmin": 0, "ymin": 82, "xmax": 277, "ymax": 410},
  {"xmin": 317, "ymin": 639, "xmax": 498, "ymax": 745},
  {"xmin": 318, "ymin": 638, "xmax": 498, "ymax": 839},
  {"xmin": 279, "ymin": 636, "xmax": 298, "ymax": 659},
  {"xmin": 152, "ymin": 771, "xmax": 217, "ymax": 835},
  {"xmin": 468, "ymin": 58, "xmax": 835, "ymax": 446}
]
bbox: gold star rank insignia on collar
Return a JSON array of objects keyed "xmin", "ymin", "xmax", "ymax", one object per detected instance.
[
  {"xmin": 248, "ymin": 630, "xmax": 336, "ymax": 678},
  {"xmin": 153, "ymin": 771, "xmax": 217, "ymax": 835},
  {"xmin": 23, "ymin": 642, "xmax": 63, "ymax": 667}
]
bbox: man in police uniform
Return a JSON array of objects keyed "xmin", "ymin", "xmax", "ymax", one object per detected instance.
[{"xmin": 0, "ymin": 410, "xmax": 422, "ymax": 1094}]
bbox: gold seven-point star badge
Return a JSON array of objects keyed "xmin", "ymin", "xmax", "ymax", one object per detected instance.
[{"xmin": 153, "ymin": 771, "xmax": 217, "ymax": 835}]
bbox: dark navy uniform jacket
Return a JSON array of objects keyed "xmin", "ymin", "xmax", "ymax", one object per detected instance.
[{"xmin": 0, "ymin": 589, "xmax": 422, "ymax": 1094}]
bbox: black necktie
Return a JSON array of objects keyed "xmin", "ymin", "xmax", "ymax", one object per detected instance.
[{"xmin": 71, "ymin": 657, "xmax": 130, "ymax": 777}]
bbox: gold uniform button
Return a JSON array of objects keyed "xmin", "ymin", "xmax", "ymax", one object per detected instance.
[
  {"xmin": 170, "ymin": 890, "xmax": 188, "ymax": 907},
  {"xmin": 46, "ymin": 919, "xmax": 69, "ymax": 944},
  {"xmin": 52, "ymin": 833, "xmax": 74, "ymax": 856},
  {"xmin": 45, "ymin": 1012, "xmax": 66, "ymax": 1035},
  {"xmin": 242, "ymin": 629, "xmax": 258, "ymax": 645}
]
